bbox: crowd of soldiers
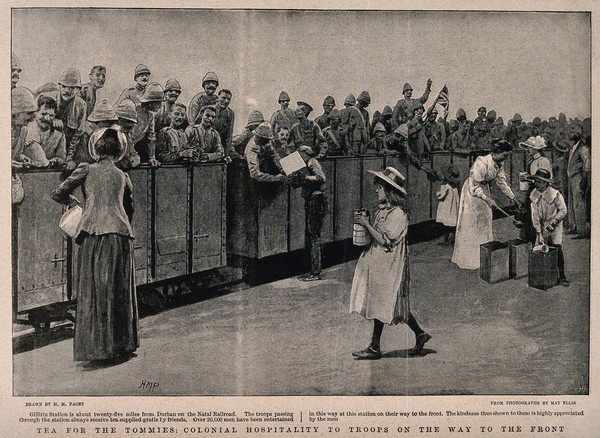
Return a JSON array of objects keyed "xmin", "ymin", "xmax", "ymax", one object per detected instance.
[{"xmin": 10, "ymin": 56, "xmax": 591, "ymax": 236}]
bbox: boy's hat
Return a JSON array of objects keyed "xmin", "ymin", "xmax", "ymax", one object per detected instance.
[{"xmin": 526, "ymin": 168, "xmax": 553, "ymax": 184}]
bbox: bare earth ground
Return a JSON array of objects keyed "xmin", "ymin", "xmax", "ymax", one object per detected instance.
[{"xmin": 13, "ymin": 218, "xmax": 589, "ymax": 396}]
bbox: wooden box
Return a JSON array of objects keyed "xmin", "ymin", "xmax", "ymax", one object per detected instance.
[
  {"xmin": 528, "ymin": 248, "xmax": 559, "ymax": 290},
  {"xmin": 508, "ymin": 239, "xmax": 530, "ymax": 279},
  {"xmin": 480, "ymin": 241, "xmax": 510, "ymax": 284}
]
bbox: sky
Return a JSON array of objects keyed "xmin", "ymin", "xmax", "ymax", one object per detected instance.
[{"xmin": 12, "ymin": 9, "xmax": 591, "ymax": 132}]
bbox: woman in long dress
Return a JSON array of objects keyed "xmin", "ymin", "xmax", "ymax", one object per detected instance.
[
  {"xmin": 349, "ymin": 166, "xmax": 431, "ymax": 359},
  {"xmin": 52, "ymin": 128, "xmax": 138, "ymax": 362},
  {"xmin": 451, "ymin": 139, "xmax": 522, "ymax": 270}
]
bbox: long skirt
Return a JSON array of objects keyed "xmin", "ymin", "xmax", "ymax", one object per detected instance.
[{"xmin": 74, "ymin": 233, "xmax": 138, "ymax": 361}]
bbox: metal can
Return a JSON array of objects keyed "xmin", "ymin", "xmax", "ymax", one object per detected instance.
[{"xmin": 353, "ymin": 209, "xmax": 371, "ymax": 246}]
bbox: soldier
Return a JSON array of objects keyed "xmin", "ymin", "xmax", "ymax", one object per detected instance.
[
  {"xmin": 451, "ymin": 119, "xmax": 473, "ymax": 151},
  {"xmin": 445, "ymin": 119, "xmax": 459, "ymax": 150},
  {"xmin": 115, "ymin": 99, "xmax": 141, "ymax": 169},
  {"xmin": 231, "ymin": 110, "xmax": 265, "ymax": 157},
  {"xmin": 130, "ymin": 82, "xmax": 163, "ymax": 166},
  {"xmin": 392, "ymin": 79, "xmax": 432, "ymax": 129},
  {"xmin": 79, "ymin": 65, "xmax": 106, "ymax": 116},
  {"xmin": 212, "ymin": 89, "xmax": 235, "ymax": 157},
  {"xmin": 157, "ymin": 103, "xmax": 194, "ymax": 162},
  {"xmin": 11, "ymin": 52, "xmax": 22, "ymax": 89},
  {"xmin": 491, "ymin": 116, "xmax": 506, "ymax": 140},
  {"xmin": 565, "ymin": 121, "xmax": 590, "ymax": 239},
  {"xmin": 531, "ymin": 117, "xmax": 543, "ymax": 136},
  {"xmin": 26, "ymin": 95, "xmax": 65, "ymax": 166},
  {"xmin": 356, "ymin": 91, "xmax": 371, "ymax": 143},
  {"xmin": 406, "ymin": 102, "xmax": 425, "ymax": 158},
  {"xmin": 314, "ymin": 96, "xmax": 335, "ymax": 130},
  {"xmin": 270, "ymin": 91, "xmax": 297, "ymax": 135},
  {"xmin": 273, "ymin": 126, "xmax": 293, "ymax": 158},
  {"xmin": 188, "ymin": 72, "xmax": 219, "ymax": 125},
  {"xmin": 54, "ymin": 68, "xmax": 87, "ymax": 170},
  {"xmin": 506, "ymin": 113, "xmax": 526, "ymax": 148},
  {"xmin": 244, "ymin": 121, "xmax": 286, "ymax": 183},
  {"xmin": 322, "ymin": 109, "xmax": 350, "ymax": 156},
  {"xmin": 186, "ymin": 105, "xmax": 224, "ymax": 163},
  {"xmin": 288, "ymin": 101, "xmax": 327, "ymax": 158},
  {"xmin": 115, "ymin": 64, "xmax": 151, "ymax": 108},
  {"xmin": 366, "ymin": 123, "xmax": 387, "ymax": 155},
  {"xmin": 340, "ymin": 94, "xmax": 368, "ymax": 155},
  {"xmin": 12, "ymin": 87, "xmax": 48, "ymax": 168},
  {"xmin": 421, "ymin": 108, "xmax": 446, "ymax": 153},
  {"xmin": 155, "ymin": 78, "xmax": 182, "ymax": 133},
  {"xmin": 380, "ymin": 105, "xmax": 394, "ymax": 134},
  {"xmin": 472, "ymin": 106, "xmax": 490, "ymax": 150}
]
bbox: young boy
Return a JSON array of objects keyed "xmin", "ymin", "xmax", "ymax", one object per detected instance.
[{"xmin": 528, "ymin": 168, "xmax": 569, "ymax": 287}]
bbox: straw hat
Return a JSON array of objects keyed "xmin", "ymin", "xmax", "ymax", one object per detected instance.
[
  {"xmin": 519, "ymin": 136, "xmax": 546, "ymax": 150},
  {"xmin": 367, "ymin": 166, "xmax": 407, "ymax": 195}
]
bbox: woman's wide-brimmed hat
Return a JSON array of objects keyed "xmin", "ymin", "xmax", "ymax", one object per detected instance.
[
  {"xmin": 526, "ymin": 168, "xmax": 553, "ymax": 184},
  {"xmin": 367, "ymin": 166, "xmax": 407, "ymax": 195},
  {"xmin": 519, "ymin": 135, "xmax": 546, "ymax": 150},
  {"xmin": 88, "ymin": 126, "xmax": 128, "ymax": 162}
]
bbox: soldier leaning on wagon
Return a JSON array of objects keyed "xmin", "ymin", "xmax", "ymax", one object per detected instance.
[
  {"xmin": 314, "ymin": 95, "xmax": 335, "ymax": 130},
  {"xmin": 391, "ymin": 79, "xmax": 432, "ymax": 130},
  {"xmin": 451, "ymin": 119, "xmax": 474, "ymax": 152},
  {"xmin": 565, "ymin": 121, "xmax": 590, "ymax": 239},
  {"xmin": 421, "ymin": 108, "xmax": 446, "ymax": 153},
  {"xmin": 12, "ymin": 87, "xmax": 48, "ymax": 169},
  {"xmin": 212, "ymin": 89, "xmax": 235, "ymax": 158},
  {"xmin": 340, "ymin": 94, "xmax": 368, "ymax": 155},
  {"xmin": 406, "ymin": 102, "xmax": 425, "ymax": 159},
  {"xmin": 79, "ymin": 66, "xmax": 106, "ymax": 116},
  {"xmin": 25, "ymin": 95, "xmax": 66, "ymax": 167},
  {"xmin": 322, "ymin": 109, "xmax": 350, "ymax": 156},
  {"xmin": 54, "ymin": 68, "xmax": 87, "ymax": 170},
  {"xmin": 154, "ymin": 78, "xmax": 183, "ymax": 133},
  {"xmin": 384, "ymin": 125, "xmax": 424, "ymax": 169},
  {"xmin": 11, "ymin": 52, "xmax": 22, "ymax": 89},
  {"xmin": 157, "ymin": 103, "xmax": 193, "ymax": 162},
  {"xmin": 244, "ymin": 121, "xmax": 286, "ymax": 183},
  {"xmin": 231, "ymin": 110, "xmax": 265, "ymax": 157},
  {"xmin": 115, "ymin": 64, "xmax": 151, "ymax": 108},
  {"xmin": 188, "ymin": 72, "xmax": 219, "ymax": 125},
  {"xmin": 115, "ymin": 99, "xmax": 141, "ymax": 170},
  {"xmin": 289, "ymin": 101, "xmax": 327, "ymax": 158},
  {"xmin": 270, "ymin": 91, "xmax": 298, "ymax": 136},
  {"xmin": 366, "ymin": 123, "xmax": 387, "ymax": 155},
  {"xmin": 356, "ymin": 91, "xmax": 371, "ymax": 142},
  {"xmin": 130, "ymin": 82, "xmax": 163, "ymax": 167},
  {"xmin": 380, "ymin": 105, "xmax": 394, "ymax": 135},
  {"xmin": 185, "ymin": 105, "xmax": 224, "ymax": 163}
]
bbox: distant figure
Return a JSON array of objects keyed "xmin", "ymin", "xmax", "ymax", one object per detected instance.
[
  {"xmin": 115, "ymin": 64, "xmax": 151, "ymax": 108},
  {"xmin": 349, "ymin": 166, "xmax": 431, "ymax": 359},
  {"xmin": 52, "ymin": 128, "xmax": 138, "ymax": 363},
  {"xmin": 80, "ymin": 65, "xmax": 106, "ymax": 116},
  {"xmin": 188, "ymin": 72, "xmax": 219, "ymax": 125},
  {"xmin": 366, "ymin": 123, "xmax": 387, "ymax": 155},
  {"xmin": 270, "ymin": 91, "xmax": 297, "ymax": 136}
]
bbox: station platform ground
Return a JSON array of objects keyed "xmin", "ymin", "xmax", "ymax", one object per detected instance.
[{"xmin": 13, "ymin": 218, "xmax": 590, "ymax": 396}]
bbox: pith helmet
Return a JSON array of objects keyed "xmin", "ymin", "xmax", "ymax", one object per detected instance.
[
  {"xmin": 12, "ymin": 86, "xmax": 36, "ymax": 115},
  {"xmin": 456, "ymin": 108, "xmax": 467, "ymax": 121},
  {"xmin": 88, "ymin": 99, "xmax": 118, "ymax": 123},
  {"xmin": 116, "ymin": 99, "xmax": 138, "ymax": 123},
  {"xmin": 394, "ymin": 124, "xmax": 409, "ymax": 139},
  {"xmin": 58, "ymin": 68, "xmax": 82, "ymax": 88},
  {"xmin": 202, "ymin": 71, "xmax": 219, "ymax": 86},
  {"xmin": 134, "ymin": 64, "xmax": 151, "ymax": 78},
  {"xmin": 139, "ymin": 82, "xmax": 164, "ymax": 103},
  {"xmin": 164, "ymin": 78, "xmax": 182, "ymax": 92},
  {"xmin": 278, "ymin": 91, "xmax": 290, "ymax": 102},
  {"xmin": 382, "ymin": 105, "xmax": 393, "ymax": 117},
  {"xmin": 254, "ymin": 122, "xmax": 274, "ymax": 140},
  {"xmin": 357, "ymin": 91, "xmax": 371, "ymax": 104},
  {"xmin": 533, "ymin": 117, "xmax": 542, "ymax": 126},
  {"xmin": 246, "ymin": 110, "xmax": 265, "ymax": 128},
  {"xmin": 486, "ymin": 110, "xmax": 497, "ymax": 121},
  {"xmin": 323, "ymin": 95, "xmax": 335, "ymax": 106},
  {"xmin": 373, "ymin": 122, "xmax": 386, "ymax": 133},
  {"xmin": 328, "ymin": 109, "xmax": 342, "ymax": 120},
  {"xmin": 34, "ymin": 82, "xmax": 60, "ymax": 100},
  {"xmin": 512, "ymin": 113, "xmax": 522, "ymax": 122},
  {"xmin": 344, "ymin": 94, "xmax": 356, "ymax": 106},
  {"xmin": 403, "ymin": 83, "xmax": 412, "ymax": 93},
  {"xmin": 11, "ymin": 52, "xmax": 21, "ymax": 71}
]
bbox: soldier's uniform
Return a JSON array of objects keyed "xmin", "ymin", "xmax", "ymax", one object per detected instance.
[{"xmin": 391, "ymin": 81, "xmax": 432, "ymax": 129}]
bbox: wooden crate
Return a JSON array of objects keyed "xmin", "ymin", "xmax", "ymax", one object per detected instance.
[
  {"xmin": 528, "ymin": 248, "xmax": 559, "ymax": 290},
  {"xmin": 508, "ymin": 239, "xmax": 530, "ymax": 279},
  {"xmin": 480, "ymin": 241, "xmax": 510, "ymax": 284}
]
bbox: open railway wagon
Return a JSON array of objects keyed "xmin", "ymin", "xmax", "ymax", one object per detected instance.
[
  {"xmin": 12, "ymin": 163, "xmax": 226, "ymax": 331},
  {"xmin": 12, "ymin": 148, "xmax": 539, "ymax": 331},
  {"xmin": 226, "ymin": 148, "xmax": 534, "ymax": 285}
]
